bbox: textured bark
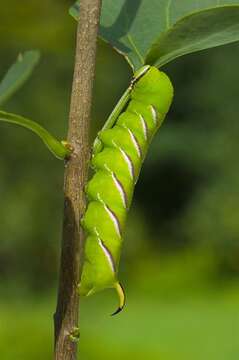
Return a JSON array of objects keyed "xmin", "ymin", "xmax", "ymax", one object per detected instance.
[{"xmin": 54, "ymin": 1, "xmax": 102, "ymax": 359}]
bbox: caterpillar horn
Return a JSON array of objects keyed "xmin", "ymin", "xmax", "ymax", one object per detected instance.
[{"xmin": 111, "ymin": 282, "xmax": 126, "ymax": 316}]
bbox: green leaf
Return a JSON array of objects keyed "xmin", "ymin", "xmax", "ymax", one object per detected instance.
[
  {"xmin": 146, "ymin": 6, "xmax": 239, "ymax": 67},
  {"xmin": 70, "ymin": 1, "xmax": 239, "ymax": 70},
  {"xmin": 0, "ymin": 111, "xmax": 71, "ymax": 160},
  {"xmin": 0, "ymin": 50, "xmax": 40, "ymax": 105}
]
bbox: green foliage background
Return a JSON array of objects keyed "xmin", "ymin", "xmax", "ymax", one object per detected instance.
[{"xmin": 0, "ymin": 0, "xmax": 239, "ymax": 358}]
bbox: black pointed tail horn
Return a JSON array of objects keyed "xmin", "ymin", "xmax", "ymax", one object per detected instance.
[{"xmin": 111, "ymin": 282, "xmax": 126, "ymax": 316}]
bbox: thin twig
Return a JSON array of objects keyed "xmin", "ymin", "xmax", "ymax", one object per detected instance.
[{"xmin": 54, "ymin": 1, "xmax": 102, "ymax": 359}]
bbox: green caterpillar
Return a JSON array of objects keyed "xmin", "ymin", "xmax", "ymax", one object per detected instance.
[{"xmin": 79, "ymin": 66, "xmax": 174, "ymax": 314}]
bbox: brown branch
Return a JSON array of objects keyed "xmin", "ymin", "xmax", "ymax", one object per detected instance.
[{"xmin": 54, "ymin": 1, "xmax": 102, "ymax": 359}]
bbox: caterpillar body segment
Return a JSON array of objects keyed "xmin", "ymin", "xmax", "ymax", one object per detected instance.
[
  {"xmin": 79, "ymin": 66, "xmax": 174, "ymax": 314},
  {"xmin": 92, "ymin": 65, "xmax": 150, "ymax": 156}
]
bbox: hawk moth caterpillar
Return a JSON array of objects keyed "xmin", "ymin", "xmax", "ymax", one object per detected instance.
[{"xmin": 79, "ymin": 66, "xmax": 174, "ymax": 314}]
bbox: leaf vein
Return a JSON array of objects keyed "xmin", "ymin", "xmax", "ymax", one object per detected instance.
[
  {"xmin": 126, "ymin": 34, "xmax": 144, "ymax": 66},
  {"xmin": 166, "ymin": 0, "xmax": 172, "ymax": 29}
]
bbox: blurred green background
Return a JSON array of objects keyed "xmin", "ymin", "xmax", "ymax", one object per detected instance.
[{"xmin": 1, "ymin": 1, "xmax": 239, "ymax": 359}]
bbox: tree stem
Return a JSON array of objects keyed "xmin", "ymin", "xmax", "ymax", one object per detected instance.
[{"xmin": 54, "ymin": 1, "xmax": 102, "ymax": 359}]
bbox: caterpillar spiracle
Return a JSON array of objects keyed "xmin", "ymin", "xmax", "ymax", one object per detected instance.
[{"xmin": 79, "ymin": 66, "xmax": 174, "ymax": 314}]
